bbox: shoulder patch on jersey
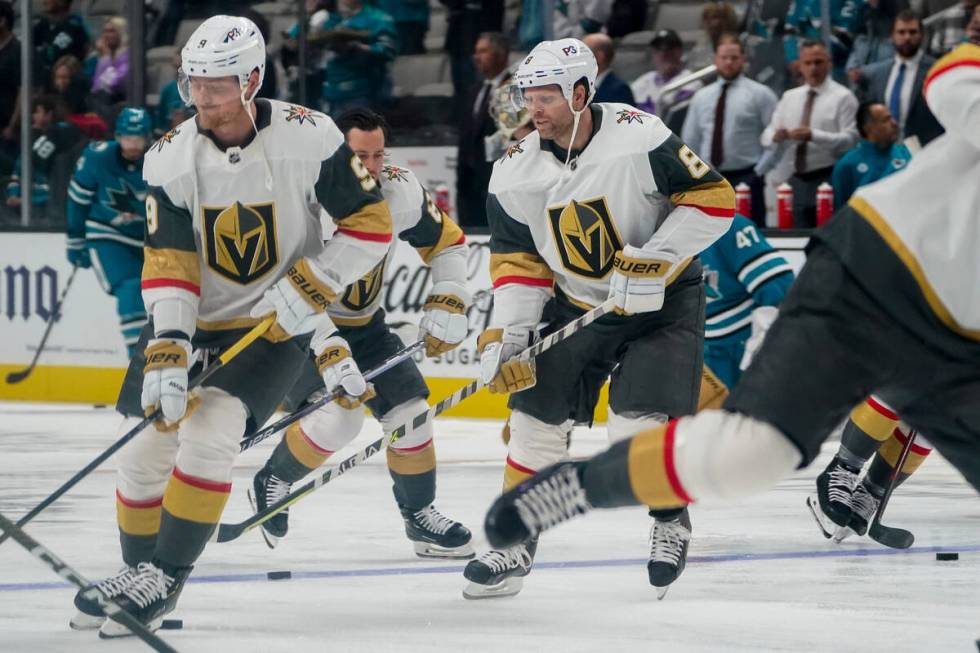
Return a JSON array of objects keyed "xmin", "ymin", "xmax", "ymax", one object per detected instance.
[
  {"xmin": 283, "ymin": 104, "xmax": 323, "ymax": 126},
  {"xmin": 504, "ymin": 139, "xmax": 526, "ymax": 159},
  {"xmin": 615, "ymin": 108, "xmax": 651, "ymax": 125},
  {"xmin": 382, "ymin": 165, "xmax": 410, "ymax": 182},
  {"xmin": 91, "ymin": 141, "xmax": 109, "ymax": 152},
  {"xmin": 152, "ymin": 127, "xmax": 181, "ymax": 153}
]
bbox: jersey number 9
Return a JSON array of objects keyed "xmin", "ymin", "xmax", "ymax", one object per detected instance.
[{"xmin": 350, "ymin": 155, "xmax": 378, "ymax": 192}]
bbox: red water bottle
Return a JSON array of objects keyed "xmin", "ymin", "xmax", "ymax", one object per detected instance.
[
  {"xmin": 735, "ymin": 182, "xmax": 752, "ymax": 219},
  {"xmin": 816, "ymin": 182, "xmax": 833, "ymax": 226},
  {"xmin": 434, "ymin": 184, "xmax": 451, "ymax": 218},
  {"xmin": 777, "ymin": 183, "xmax": 794, "ymax": 229}
]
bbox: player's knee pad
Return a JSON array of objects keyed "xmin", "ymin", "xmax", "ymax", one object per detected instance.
[
  {"xmin": 381, "ymin": 398, "xmax": 432, "ymax": 452},
  {"xmin": 174, "ymin": 388, "xmax": 248, "ymax": 482},
  {"xmin": 607, "ymin": 408, "xmax": 669, "ymax": 443},
  {"xmin": 298, "ymin": 400, "xmax": 366, "ymax": 454},
  {"xmin": 507, "ymin": 410, "xmax": 572, "ymax": 471},
  {"xmin": 117, "ymin": 416, "xmax": 179, "ymax": 500},
  {"xmin": 672, "ymin": 410, "xmax": 802, "ymax": 501}
]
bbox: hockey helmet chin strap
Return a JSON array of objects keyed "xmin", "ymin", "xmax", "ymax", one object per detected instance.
[
  {"xmin": 563, "ymin": 97, "xmax": 587, "ymax": 170},
  {"xmin": 240, "ymin": 81, "xmax": 274, "ymax": 191}
]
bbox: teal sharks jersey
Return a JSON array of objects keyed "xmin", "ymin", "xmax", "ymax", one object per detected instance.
[{"xmin": 67, "ymin": 140, "xmax": 147, "ymax": 248}]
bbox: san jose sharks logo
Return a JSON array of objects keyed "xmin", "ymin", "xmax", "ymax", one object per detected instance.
[
  {"xmin": 547, "ymin": 196, "xmax": 623, "ymax": 279},
  {"xmin": 703, "ymin": 267, "xmax": 721, "ymax": 301},
  {"xmin": 202, "ymin": 201, "xmax": 279, "ymax": 285},
  {"xmin": 615, "ymin": 109, "xmax": 649, "ymax": 125},
  {"xmin": 152, "ymin": 128, "xmax": 180, "ymax": 153},
  {"xmin": 105, "ymin": 181, "xmax": 147, "ymax": 220},
  {"xmin": 284, "ymin": 105, "xmax": 322, "ymax": 126},
  {"xmin": 382, "ymin": 165, "xmax": 409, "ymax": 183}
]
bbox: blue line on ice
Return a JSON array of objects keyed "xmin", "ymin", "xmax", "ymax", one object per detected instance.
[{"xmin": 2, "ymin": 544, "xmax": 977, "ymax": 592}]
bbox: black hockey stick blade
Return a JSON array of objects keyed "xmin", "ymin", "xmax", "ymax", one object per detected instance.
[
  {"xmin": 0, "ymin": 511, "xmax": 179, "ymax": 652},
  {"xmin": 869, "ymin": 522, "xmax": 914, "ymax": 549},
  {"xmin": 5, "ymin": 366, "xmax": 35, "ymax": 384},
  {"xmin": 6, "ymin": 266, "xmax": 79, "ymax": 384}
]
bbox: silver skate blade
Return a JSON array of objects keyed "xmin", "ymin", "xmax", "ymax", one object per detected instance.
[
  {"xmin": 832, "ymin": 525, "xmax": 856, "ymax": 543},
  {"xmin": 462, "ymin": 577, "xmax": 524, "ymax": 600},
  {"xmin": 98, "ymin": 615, "xmax": 163, "ymax": 639},
  {"xmin": 806, "ymin": 495, "xmax": 835, "ymax": 539},
  {"xmin": 247, "ymin": 488, "xmax": 280, "ymax": 550},
  {"xmin": 413, "ymin": 540, "xmax": 475, "ymax": 559},
  {"xmin": 69, "ymin": 611, "xmax": 106, "ymax": 630},
  {"xmin": 656, "ymin": 585, "xmax": 670, "ymax": 601}
]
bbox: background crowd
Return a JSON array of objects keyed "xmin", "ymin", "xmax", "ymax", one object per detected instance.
[{"xmin": 2, "ymin": 0, "xmax": 978, "ymax": 230}]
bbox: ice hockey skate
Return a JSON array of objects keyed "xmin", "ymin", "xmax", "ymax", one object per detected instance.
[
  {"xmin": 462, "ymin": 540, "xmax": 537, "ymax": 599},
  {"xmin": 249, "ymin": 465, "xmax": 293, "ymax": 549},
  {"xmin": 400, "ymin": 504, "xmax": 474, "ymax": 559},
  {"xmin": 98, "ymin": 562, "xmax": 190, "ymax": 639},
  {"xmin": 647, "ymin": 508, "xmax": 692, "ymax": 600},
  {"xmin": 69, "ymin": 565, "xmax": 137, "ymax": 630},
  {"xmin": 807, "ymin": 456, "xmax": 861, "ymax": 538}
]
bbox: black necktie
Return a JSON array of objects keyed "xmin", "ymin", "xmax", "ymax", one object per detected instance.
[{"xmin": 711, "ymin": 82, "xmax": 730, "ymax": 168}]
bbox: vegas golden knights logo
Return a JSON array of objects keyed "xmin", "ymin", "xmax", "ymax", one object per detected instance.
[
  {"xmin": 340, "ymin": 256, "xmax": 387, "ymax": 311},
  {"xmin": 202, "ymin": 202, "xmax": 279, "ymax": 284},
  {"xmin": 547, "ymin": 197, "xmax": 623, "ymax": 279}
]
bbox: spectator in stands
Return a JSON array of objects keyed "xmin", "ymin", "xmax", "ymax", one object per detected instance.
[
  {"xmin": 845, "ymin": 0, "xmax": 905, "ymax": 77},
  {"xmin": 969, "ymin": 3, "xmax": 980, "ymax": 43},
  {"xmin": 378, "ymin": 0, "xmax": 430, "ymax": 54},
  {"xmin": 552, "ymin": 0, "xmax": 614, "ymax": 39},
  {"xmin": 51, "ymin": 55, "xmax": 108, "ymax": 139},
  {"xmin": 33, "ymin": 0, "xmax": 90, "ymax": 84},
  {"xmin": 242, "ymin": 9, "xmax": 278, "ymax": 100},
  {"xmin": 688, "ymin": 1, "xmax": 740, "ymax": 70},
  {"xmin": 682, "ymin": 35, "xmax": 778, "ymax": 227},
  {"xmin": 441, "ymin": 0, "xmax": 504, "ymax": 115},
  {"xmin": 281, "ymin": 0, "xmax": 332, "ymax": 105},
  {"xmin": 784, "ymin": 0, "xmax": 862, "ymax": 82},
  {"xmin": 456, "ymin": 31, "xmax": 509, "ymax": 228},
  {"xmin": 831, "ymin": 101, "xmax": 910, "ymax": 208},
  {"xmin": 319, "ymin": 0, "xmax": 399, "ymax": 115},
  {"xmin": 856, "ymin": 11, "xmax": 943, "ymax": 146},
  {"xmin": 90, "ymin": 17, "xmax": 129, "ymax": 105},
  {"xmin": 927, "ymin": 0, "xmax": 978, "ymax": 55},
  {"xmin": 0, "ymin": 1, "xmax": 22, "ymax": 176},
  {"xmin": 4, "ymin": 95, "xmax": 82, "ymax": 223},
  {"xmin": 155, "ymin": 53, "xmax": 191, "ymax": 133},
  {"xmin": 582, "ymin": 33, "xmax": 635, "ymax": 105},
  {"xmin": 762, "ymin": 40, "xmax": 858, "ymax": 228},
  {"xmin": 631, "ymin": 29, "xmax": 702, "ymax": 117}
]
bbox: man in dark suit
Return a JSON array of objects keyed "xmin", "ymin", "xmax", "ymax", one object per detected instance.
[
  {"xmin": 456, "ymin": 31, "xmax": 509, "ymax": 228},
  {"xmin": 856, "ymin": 10, "xmax": 944, "ymax": 146},
  {"xmin": 583, "ymin": 33, "xmax": 636, "ymax": 105}
]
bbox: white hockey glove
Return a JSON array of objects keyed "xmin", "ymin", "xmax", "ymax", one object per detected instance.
[
  {"xmin": 250, "ymin": 258, "xmax": 339, "ymax": 340},
  {"xmin": 313, "ymin": 332, "xmax": 375, "ymax": 410},
  {"xmin": 141, "ymin": 337, "xmax": 193, "ymax": 423},
  {"xmin": 607, "ymin": 245, "xmax": 677, "ymax": 315},
  {"xmin": 478, "ymin": 327, "xmax": 535, "ymax": 394},
  {"xmin": 740, "ymin": 306, "xmax": 779, "ymax": 371},
  {"xmin": 419, "ymin": 281, "xmax": 471, "ymax": 357}
]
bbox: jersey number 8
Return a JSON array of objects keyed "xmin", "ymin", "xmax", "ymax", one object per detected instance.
[
  {"xmin": 678, "ymin": 145, "xmax": 710, "ymax": 180},
  {"xmin": 145, "ymin": 195, "xmax": 159, "ymax": 235}
]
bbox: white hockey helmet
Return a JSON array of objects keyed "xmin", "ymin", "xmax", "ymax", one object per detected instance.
[
  {"xmin": 512, "ymin": 38, "xmax": 598, "ymax": 110},
  {"xmin": 178, "ymin": 15, "xmax": 266, "ymax": 106}
]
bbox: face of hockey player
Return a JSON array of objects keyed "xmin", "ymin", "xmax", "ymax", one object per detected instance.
[
  {"xmin": 865, "ymin": 103, "xmax": 899, "ymax": 147},
  {"xmin": 714, "ymin": 41, "xmax": 744, "ymax": 81},
  {"xmin": 117, "ymin": 135, "xmax": 148, "ymax": 161},
  {"xmin": 891, "ymin": 18, "xmax": 923, "ymax": 58},
  {"xmin": 346, "ymin": 127, "xmax": 385, "ymax": 181},
  {"xmin": 798, "ymin": 44, "xmax": 830, "ymax": 87},
  {"xmin": 523, "ymin": 84, "xmax": 586, "ymax": 144},
  {"xmin": 191, "ymin": 73, "xmax": 254, "ymax": 132}
]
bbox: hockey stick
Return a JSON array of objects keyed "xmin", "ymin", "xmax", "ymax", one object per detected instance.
[
  {"xmin": 0, "ymin": 511, "xmax": 179, "ymax": 652},
  {"xmin": 214, "ymin": 297, "xmax": 618, "ymax": 544},
  {"xmin": 0, "ymin": 316, "xmax": 276, "ymax": 547},
  {"xmin": 238, "ymin": 339, "xmax": 426, "ymax": 452},
  {"xmin": 6, "ymin": 265, "xmax": 79, "ymax": 384},
  {"xmin": 868, "ymin": 429, "xmax": 917, "ymax": 549}
]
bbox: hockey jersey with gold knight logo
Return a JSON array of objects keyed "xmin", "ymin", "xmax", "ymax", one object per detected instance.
[
  {"xmin": 487, "ymin": 103, "xmax": 735, "ymax": 326},
  {"xmin": 141, "ymin": 99, "xmax": 393, "ymax": 337},
  {"xmin": 329, "ymin": 164, "xmax": 466, "ymax": 326}
]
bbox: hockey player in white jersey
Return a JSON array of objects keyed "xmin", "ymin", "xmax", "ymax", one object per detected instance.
[
  {"xmin": 250, "ymin": 108, "xmax": 475, "ymax": 558},
  {"xmin": 483, "ymin": 44, "xmax": 980, "ymax": 561},
  {"xmin": 464, "ymin": 38, "xmax": 735, "ymax": 599},
  {"xmin": 70, "ymin": 16, "xmax": 394, "ymax": 637}
]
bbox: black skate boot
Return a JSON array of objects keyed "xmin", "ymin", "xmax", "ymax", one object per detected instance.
[
  {"xmin": 807, "ymin": 456, "xmax": 861, "ymax": 538},
  {"xmin": 647, "ymin": 508, "xmax": 692, "ymax": 600},
  {"xmin": 98, "ymin": 561, "xmax": 192, "ymax": 639},
  {"xmin": 462, "ymin": 539, "xmax": 537, "ymax": 599},
  {"xmin": 248, "ymin": 464, "xmax": 293, "ymax": 549},
  {"xmin": 484, "ymin": 461, "xmax": 591, "ymax": 549},
  {"xmin": 834, "ymin": 482, "xmax": 881, "ymax": 542},
  {"xmin": 400, "ymin": 504, "xmax": 474, "ymax": 559},
  {"xmin": 70, "ymin": 565, "xmax": 138, "ymax": 630}
]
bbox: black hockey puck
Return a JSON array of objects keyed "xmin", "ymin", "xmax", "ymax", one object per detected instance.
[
  {"xmin": 267, "ymin": 570, "xmax": 292, "ymax": 580},
  {"xmin": 93, "ymin": 404, "xmax": 107, "ymax": 409},
  {"xmin": 936, "ymin": 552, "xmax": 959, "ymax": 561},
  {"xmin": 161, "ymin": 619, "xmax": 183, "ymax": 629}
]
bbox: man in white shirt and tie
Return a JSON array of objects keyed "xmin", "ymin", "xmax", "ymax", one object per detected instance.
[
  {"xmin": 762, "ymin": 39, "xmax": 858, "ymax": 228},
  {"xmin": 856, "ymin": 11, "xmax": 944, "ymax": 147}
]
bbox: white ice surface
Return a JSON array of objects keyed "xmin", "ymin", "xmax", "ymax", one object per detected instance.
[{"xmin": 0, "ymin": 403, "xmax": 978, "ymax": 653}]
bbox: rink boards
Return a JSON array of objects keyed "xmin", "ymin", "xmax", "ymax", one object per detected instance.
[{"xmin": 0, "ymin": 231, "xmax": 808, "ymax": 416}]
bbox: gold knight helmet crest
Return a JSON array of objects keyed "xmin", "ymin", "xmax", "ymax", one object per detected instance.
[
  {"xmin": 547, "ymin": 197, "xmax": 623, "ymax": 279},
  {"xmin": 203, "ymin": 201, "xmax": 279, "ymax": 284}
]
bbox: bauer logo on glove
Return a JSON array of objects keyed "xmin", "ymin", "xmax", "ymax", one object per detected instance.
[{"xmin": 419, "ymin": 282, "xmax": 471, "ymax": 358}]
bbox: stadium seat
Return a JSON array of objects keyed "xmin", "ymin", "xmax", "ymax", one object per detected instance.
[{"xmin": 389, "ymin": 54, "xmax": 449, "ymax": 97}]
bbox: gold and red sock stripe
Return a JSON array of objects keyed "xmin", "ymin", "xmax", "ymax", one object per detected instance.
[
  {"xmin": 284, "ymin": 422, "xmax": 334, "ymax": 471},
  {"xmin": 850, "ymin": 396, "xmax": 900, "ymax": 442},
  {"xmin": 116, "ymin": 490, "xmax": 163, "ymax": 536},
  {"xmin": 504, "ymin": 455, "xmax": 536, "ymax": 491},
  {"xmin": 627, "ymin": 421, "xmax": 693, "ymax": 509},
  {"xmin": 387, "ymin": 438, "xmax": 436, "ymax": 475},
  {"xmin": 161, "ymin": 467, "xmax": 231, "ymax": 525},
  {"xmin": 879, "ymin": 429, "xmax": 932, "ymax": 475}
]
